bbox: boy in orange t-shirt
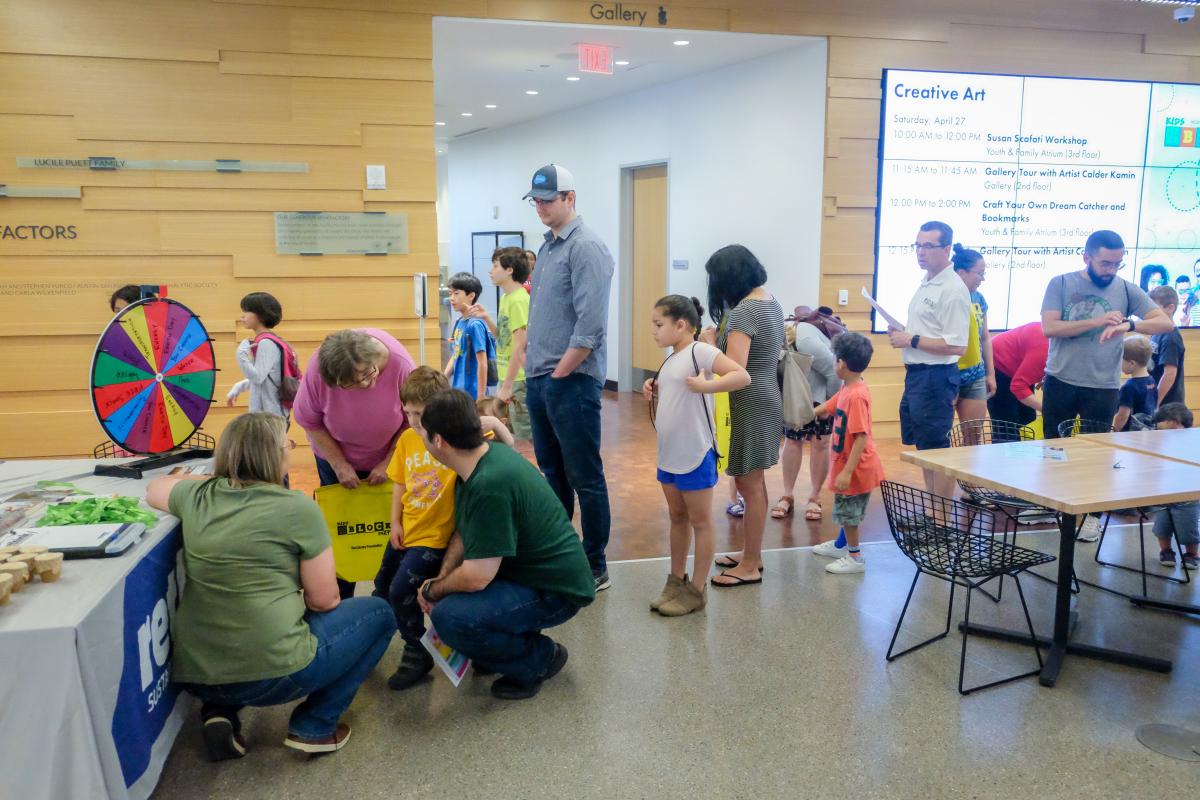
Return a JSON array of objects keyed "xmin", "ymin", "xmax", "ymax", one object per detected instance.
[{"xmin": 811, "ymin": 332, "xmax": 884, "ymax": 575}]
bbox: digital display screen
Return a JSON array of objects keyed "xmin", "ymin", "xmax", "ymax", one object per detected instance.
[{"xmin": 874, "ymin": 69, "xmax": 1200, "ymax": 330}]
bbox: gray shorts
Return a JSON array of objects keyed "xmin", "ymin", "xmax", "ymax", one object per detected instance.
[
  {"xmin": 833, "ymin": 491, "xmax": 872, "ymax": 527},
  {"xmin": 1153, "ymin": 502, "xmax": 1200, "ymax": 546},
  {"xmin": 957, "ymin": 374, "xmax": 988, "ymax": 400}
]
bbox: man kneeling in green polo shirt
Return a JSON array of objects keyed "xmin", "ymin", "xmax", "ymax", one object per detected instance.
[{"xmin": 415, "ymin": 389, "xmax": 595, "ymax": 700}]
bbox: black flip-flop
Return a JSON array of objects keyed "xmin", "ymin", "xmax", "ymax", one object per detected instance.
[
  {"xmin": 713, "ymin": 555, "xmax": 764, "ymax": 572},
  {"xmin": 710, "ymin": 570, "xmax": 763, "ymax": 588}
]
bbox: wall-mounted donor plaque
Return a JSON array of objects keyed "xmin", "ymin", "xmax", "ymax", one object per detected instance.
[
  {"xmin": 275, "ymin": 212, "xmax": 409, "ymax": 255},
  {"xmin": 18, "ymin": 157, "xmax": 308, "ymax": 173}
]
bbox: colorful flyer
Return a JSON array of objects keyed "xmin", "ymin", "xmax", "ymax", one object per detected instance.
[{"xmin": 421, "ymin": 625, "xmax": 471, "ymax": 687}]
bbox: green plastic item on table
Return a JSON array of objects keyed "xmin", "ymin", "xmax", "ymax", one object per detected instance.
[{"xmin": 36, "ymin": 496, "xmax": 158, "ymax": 527}]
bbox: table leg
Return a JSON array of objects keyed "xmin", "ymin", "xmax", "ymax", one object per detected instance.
[{"xmin": 960, "ymin": 512, "xmax": 1173, "ymax": 684}]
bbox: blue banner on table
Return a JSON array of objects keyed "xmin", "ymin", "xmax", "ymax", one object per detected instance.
[{"xmin": 111, "ymin": 533, "xmax": 184, "ymax": 788}]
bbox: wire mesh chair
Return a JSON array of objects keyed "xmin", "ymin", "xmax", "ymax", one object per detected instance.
[
  {"xmin": 949, "ymin": 419, "xmax": 1058, "ymax": 602},
  {"xmin": 1056, "ymin": 418, "xmax": 1113, "ymax": 438},
  {"xmin": 880, "ymin": 480, "xmax": 1056, "ymax": 695}
]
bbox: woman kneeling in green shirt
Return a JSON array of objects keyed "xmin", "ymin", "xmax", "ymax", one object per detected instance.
[{"xmin": 146, "ymin": 413, "xmax": 395, "ymax": 760}]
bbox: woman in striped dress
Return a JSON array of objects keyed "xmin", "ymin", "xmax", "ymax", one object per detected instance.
[{"xmin": 700, "ymin": 245, "xmax": 786, "ymax": 587}]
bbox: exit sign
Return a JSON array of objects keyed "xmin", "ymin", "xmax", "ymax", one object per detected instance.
[{"xmin": 578, "ymin": 43, "xmax": 613, "ymax": 75}]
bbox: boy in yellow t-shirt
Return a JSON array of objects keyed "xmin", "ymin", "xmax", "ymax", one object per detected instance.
[{"xmin": 374, "ymin": 369, "xmax": 515, "ymax": 691}]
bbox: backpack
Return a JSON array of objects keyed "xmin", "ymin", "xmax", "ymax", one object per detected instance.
[
  {"xmin": 252, "ymin": 331, "xmax": 302, "ymax": 410},
  {"xmin": 649, "ymin": 343, "xmax": 723, "ymax": 460},
  {"xmin": 454, "ymin": 318, "xmax": 499, "ymax": 387},
  {"xmin": 789, "ymin": 305, "xmax": 847, "ymax": 341}
]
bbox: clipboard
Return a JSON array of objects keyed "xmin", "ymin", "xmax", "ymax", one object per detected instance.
[{"xmin": 0, "ymin": 522, "xmax": 146, "ymax": 559}]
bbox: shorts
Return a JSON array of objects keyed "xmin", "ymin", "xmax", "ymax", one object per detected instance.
[
  {"xmin": 784, "ymin": 413, "xmax": 834, "ymax": 441},
  {"xmin": 833, "ymin": 491, "xmax": 872, "ymax": 527},
  {"xmin": 508, "ymin": 380, "xmax": 532, "ymax": 441},
  {"xmin": 900, "ymin": 363, "xmax": 960, "ymax": 451},
  {"xmin": 957, "ymin": 374, "xmax": 988, "ymax": 400},
  {"xmin": 1153, "ymin": 502, "xmax": 1200, "ymax": 546},
  {"xmin": 658, "ymin": 449, "xmax": 719, "ymax": 492}
]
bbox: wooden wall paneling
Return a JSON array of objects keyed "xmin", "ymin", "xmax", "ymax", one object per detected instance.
[
  {"xmin": 219, "ymin": 51, "xmax": 434, "ymax": 82},
  {"xmin": 213, "ymin": 0, "xmax": 485, "ymax": 13},
  {"xmin": 81, "ymin": 188, "xmax": 366, "ymax": 212},
  {"xmin": 824, "ymin": 96, "xmax": 881, "ymax": 141},
  {"xmin": 291, "ymin": 77, "xmax": 434, "ymax": 128},
  {"xmin": 827, "ymin": 77, "xmax": 883, "ymax": 100},
  {"xmin": 730, "ymin": 8, "xmax": 949, "ymax": 42},
  {"xmin": 0, "ymin": 204, "xmax": 162, "ymax": 255},
  {"xmin": 231, "ymin": 255, "xmax": 441, "ymax": 279},
  {"xmin": 286, "ymin": 9, "xmax": 432, "ymax": 59}
]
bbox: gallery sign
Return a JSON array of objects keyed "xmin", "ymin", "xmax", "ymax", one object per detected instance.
[{"xmin": 587, "ymin": 3, "xmax": 669, "ymax": 26}]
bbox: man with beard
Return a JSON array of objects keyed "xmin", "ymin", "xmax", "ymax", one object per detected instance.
[{"xmin": 1041, "ymin": 230, "xmax": 1174, "ymax": 537}]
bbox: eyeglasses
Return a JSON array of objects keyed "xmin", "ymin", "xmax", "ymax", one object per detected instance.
[
  {"xmin": 910, "ymin": 243, "xmax": 949, "ymax": 252},
  {"xmin": 1094, "ymin": 260, "xmax": 1126, "ymax": 270},
  {"xmin": 339, "ymin": 363, "xmax": 378, "ymax": 389},
  {"xmin": 527, "ymin": 194, "xmax": 565, "ymax": 208}
]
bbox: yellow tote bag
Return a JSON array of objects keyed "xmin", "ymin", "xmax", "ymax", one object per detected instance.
[
  {"xmin": 714, "ymin": 390, "xmax": 732, "ymax": 473},
  {"xmin": 314, "ymin": 483, "xmax": 393, "ymax": 583},
  {"xmin": 1028, "ymin": 416, "xmax": 1044, "ymax": 439}
]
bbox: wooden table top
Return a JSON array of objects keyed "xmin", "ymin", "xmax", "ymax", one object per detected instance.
[
  {"xmin": 1078, "ymin": 428, "xmax": 1200, "ymax": 467},
  {"xmin": 900, "ymin": 437, "xmax": 1200, "ymax": 515}
]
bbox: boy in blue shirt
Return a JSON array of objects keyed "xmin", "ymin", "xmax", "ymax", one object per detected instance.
[
  {"xmin": 1113, "ymin": 337, "xmax": 1155, "ymax": 432},
  {"xmin": 444, "ymin": 272, "xmax": 494, "ymax": 401}
]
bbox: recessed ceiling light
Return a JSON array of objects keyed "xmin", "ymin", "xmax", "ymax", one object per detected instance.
[
  {"xmin": 485, "ymin": 104, "xmax": 497, "ymax": 109},
  {"xmin": 615, "ymin": 60, "xmax": 630, "ymax": 66},
  {"xmin": 566, "ymin": 76, "xmax": 580, "ymax": 82},
  {"xmin": 461, "ymin": 112, "xmax": 473, "ymax": 117},
  {"xmin": 435, "ymin": 121, "xmax": 446, "ymax": 126},
  {"xmin": 525, "ymin": 90, "xmax": 539, "ymax": 95},
  {"xmin": 673, "ymin": 40, "xmax": 690, "ymax": 46}
]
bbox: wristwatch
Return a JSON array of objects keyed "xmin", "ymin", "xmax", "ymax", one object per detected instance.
[
  {"xmin": 1127, "ymin": 319, "xmax": 1136, "ymax": 334},
  {"xmin": 910, "ymin": 334, "xmax": 921, "ymax": 350},
  {"xmin": 422, "ymin": 581, "xmax": 437, "ymax": 603}
]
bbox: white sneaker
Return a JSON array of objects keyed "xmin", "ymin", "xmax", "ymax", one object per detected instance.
[
  {"xmin": 1076, "ymin": 515, "xmax": 1103, "ymax": 543},
  {"xmin": 812, "ymin": 539, "xmax": 847, "ymax": 559},
  {"xmin": 825, "ymin": 555, "xmax": 866, "ymax": 574}
]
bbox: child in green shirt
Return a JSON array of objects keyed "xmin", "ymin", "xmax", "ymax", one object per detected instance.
[{"xmin": 471, "ymin": 247, "xmax": 532, "ymax": 440}]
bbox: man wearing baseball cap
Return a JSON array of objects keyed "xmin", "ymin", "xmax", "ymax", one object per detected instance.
[{"xmin": 522, "ymin": 163, "xmax": 615, "ymax": 592}]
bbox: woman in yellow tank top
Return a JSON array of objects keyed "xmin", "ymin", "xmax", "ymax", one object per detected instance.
[{"xmin": 952, "ymin": 244, "xmax": 995, "ymax": 437}]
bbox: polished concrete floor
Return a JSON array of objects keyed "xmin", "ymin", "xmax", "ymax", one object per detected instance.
[{"xmin": 153, "ymin": 525, "xmax": 1200, "ymax": 799}]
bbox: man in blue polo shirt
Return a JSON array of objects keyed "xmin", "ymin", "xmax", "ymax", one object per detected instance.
[
  {"xmin": 522, "ymin": 164, "xmax": 615, "ymax": 592},
  {"xmin": 888, "ymin": 220, "xmax": 971, "ymax": 500}
]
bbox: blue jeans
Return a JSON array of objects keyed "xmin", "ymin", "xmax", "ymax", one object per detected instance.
[
  {"xmin": 315, "ymin": 455, "xmax": 372, "ymax": 599},
  {"xmin": 430, "ymin": 579, "xmax": 580, "ymax": 685},
  {"xmin": 525, "ymin": 372, "xmax": 610, "ymax": 573},
  {"xmin": 180, "ymin": 597, "xmax": 395, "ymax": 739},
  {"xmin": 372, "ymin": 544, "xmax": 445, "ymax": 646}
]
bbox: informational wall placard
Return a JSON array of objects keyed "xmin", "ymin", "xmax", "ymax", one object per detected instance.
[
  {"xmin": 18, "ymin": 157, "xmax": 307, "ymax": 173},
  {"xmin": 274, "ymin": 211, "xmax": 409, "ymax": 255},
  {"xmin": 875, "ymin": 69, "xmax": 1200, "ymax": 330}
]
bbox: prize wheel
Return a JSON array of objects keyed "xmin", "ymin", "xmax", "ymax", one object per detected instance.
[{"xmin": 91, "ymin": 298, "xmax": 216, "ymax": 455}]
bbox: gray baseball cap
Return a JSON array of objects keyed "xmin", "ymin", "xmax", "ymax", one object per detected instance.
[{"xmin": 522, "ymin": 163, "xmax": 576, "ymax": 201}]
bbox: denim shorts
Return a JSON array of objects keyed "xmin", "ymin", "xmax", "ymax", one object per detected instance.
[
  {"xmin": 658, "ymin": 449, "xmax": 719, "ymax": 491},
  {"xmin": 833, "ymin": 491, "xmax": 872, "ymax": 526},
  {"xmin": 1154, "ymin": 502, "xmax": 1200, "ymax": 546},
  {"xmin": 957, "ymin": 374, "xmax": 988, "ymax": 400},
  {"xmin": 900, "ymin": 363, "xmax": 960, "ymax": 451}
]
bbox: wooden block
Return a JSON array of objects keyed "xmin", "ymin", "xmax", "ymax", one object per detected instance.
[
  {"xmin": 220, "ymin": 50, "xmax": 433, "ymax": 82},
  {"xmin": 82, "ymin": 187, "xmax": 365, "ymax": 212},
  {"xmin": 827, "ymin": 77, "xmax": 882, "ymax": 100},
  {"xmin": 214, "ymin": 0, "xmax": 485, "ymax": 14},
  {"xmin": 731, "ymin": 8, "xmax": 949, "ymax": 42}
]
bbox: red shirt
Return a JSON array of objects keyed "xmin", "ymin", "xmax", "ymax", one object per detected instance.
[
  {"xmin": 817, "ymin": 380, "xmax": 884, "ymax": 496},
  {"xmin": 991, "ymin": 321, "xmax": 1049, "ymax": 400}
]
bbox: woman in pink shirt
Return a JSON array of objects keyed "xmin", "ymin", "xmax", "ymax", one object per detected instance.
[{"xmin": 987, "ymin": 321, "xmax": 1048, "ymax": 435}]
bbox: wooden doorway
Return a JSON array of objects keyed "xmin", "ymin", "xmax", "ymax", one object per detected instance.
[{"xmin": 630, "ymin": 164, "xmax": 669, "ymax": 373}]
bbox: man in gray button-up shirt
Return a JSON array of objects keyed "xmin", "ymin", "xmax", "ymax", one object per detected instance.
[{"xmin": 521, "ymin": 164, "xmax": 615, "ymax": 590}]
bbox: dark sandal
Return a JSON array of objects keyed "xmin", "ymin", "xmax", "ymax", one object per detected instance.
[
  {"xmin": 713, "ymin": 555, "xmax": 764, "ymax": 572},
  {"xmin": 710, "ymin": 570, "xmax": 763, "ymax": 588}
]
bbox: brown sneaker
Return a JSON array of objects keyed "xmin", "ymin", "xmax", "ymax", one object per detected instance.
[
  {"xmin": 283, "ymin": 722, "xmax": 351, "ymax": 754},
  {"xmin": 650, "ymin": 573, "xmax": 687, "ymax": 612},
  {"xmin": 658, "ymin": 581, "xmax": 706, "ymax": 617}
]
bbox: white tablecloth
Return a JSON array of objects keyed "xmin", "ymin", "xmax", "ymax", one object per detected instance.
[{"xmin": 0, "ymin": 458, "xmax": 198, "ymax": 800}]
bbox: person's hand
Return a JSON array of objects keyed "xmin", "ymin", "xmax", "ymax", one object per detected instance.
[
  {"xmin": 1095, "ymin": 311, "xmax": 1125, "ymax": 330},
  {"xmin": 551, "ymin": 365, "xmax": 571, "ymax": 379},
  {"xmin": 986, "ymin": 375, "xmax": 997, "ymax": 397},
  {"xmin": 389, "ymin": 522, "xmax": 405, "ymax": 550},
  {"xmin": 332, "ymin": 459, "xmax": 360, "ymax": 489},
  {"xmin": 367, "ymin": 461, "xmax": 390, "ymax": 486},
  {"xmin": 496, "ymin": 385, "xmax": 513, "ymax": 404},
  {"xmin": 466, "ymin": 304, "xmax": 491, "ymax": 322},
  {"xmin": 834, "ymin": 472, "xmax": 851, "ymax": 492},
  {"xmin": 417, "ymin": 579, "xmax": 436, "ymax": 614},
  {"xmin": 1099, "ymin": 323, "xmax": 1130, "ymax": 343},
  {"xmin": 226, "ymin": 397, "xmax": 236, "ymax": 408},
  {"xmin": 642, "ymin": 377, "xmax": 655, "ymax": 399},
  {"xmin": 887, "ymin": 327, "xmax": 910, "ymax": 349},
  {"xmin": 685, "ymin": 369, "xmax": 710, "ymax": 393},
  {"xmin": 699, "ymin": 327, "xmax": 717, "ymax": 345}
]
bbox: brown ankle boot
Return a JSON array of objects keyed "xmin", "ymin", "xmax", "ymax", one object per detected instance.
[
  {"xmin": 650, "ymin": 573, "xmax": 686, "ymax": 612},
  {"xmin": 658, "ymin": 581, "xmax": 706, "ymax": 616}
]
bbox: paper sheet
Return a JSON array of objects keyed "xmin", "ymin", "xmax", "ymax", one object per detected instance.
[
  {"xmin": 996, "ymin": 443, "xmax": 1068, "ymax": 461},
  {"xmin": 421, "ymin": 625, "xmax": 472, "ymax": 687},
  {"xmin": 861, "ymin": 287, "xmax": 906, "ymax": 330}
]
